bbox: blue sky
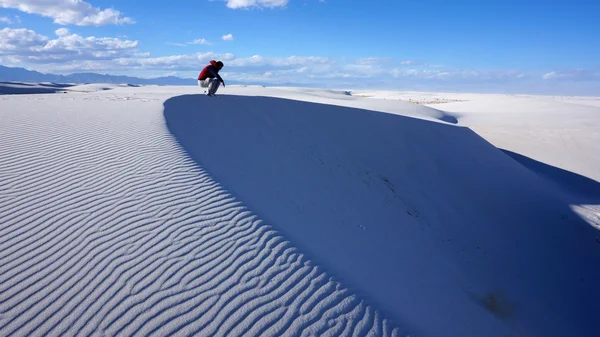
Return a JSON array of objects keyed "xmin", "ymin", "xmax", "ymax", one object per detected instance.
[{"xmin": 1, "ymin": 0, "xmax": 599, "ymax": 94}]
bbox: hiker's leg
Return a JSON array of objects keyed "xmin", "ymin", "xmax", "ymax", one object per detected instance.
[
  {"xmin": 208, "ymin": 78, "xmax": 221, "ymax": 95},
  {"xmin": 198, "ymin": 79, "xmax": 210, "ymax": 88}
]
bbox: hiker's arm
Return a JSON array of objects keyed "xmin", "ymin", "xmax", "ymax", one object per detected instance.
[{"xmin": 208, "ymin": 67, "xmax": 224, "ymax": 84}]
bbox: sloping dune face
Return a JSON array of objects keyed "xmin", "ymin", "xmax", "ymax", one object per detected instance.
[
  {"xmin": 0, "ymin": 90, "xmax": 402, "ymax": 337},
  {"xmin": 164, "ymin": 94, "xmax": 600, "ymax": 337},
  {"xmin": 0, "ymin": 82, "xmax": 74, "ymax": 95}
]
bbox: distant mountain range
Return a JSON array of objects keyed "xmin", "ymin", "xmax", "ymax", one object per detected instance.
[
  {"xmin": 0, "ymin": 65, "xmax": 213, "ymax": 86},
  {"xmin": 0, "ymin": 65, "xmax": 326, "ymax": 89}
]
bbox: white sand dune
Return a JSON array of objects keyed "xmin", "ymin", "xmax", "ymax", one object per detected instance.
[
  {"xmin": 0, "ymin": 82, "xmax": 138, "ymax": 95},
  {"xmin": 431, "ymin": 94, "xmax": 600, "ymax": 185},
  {"xmin": 357, "ymin": 90, "xmax": 600, "ymax": 195},
  {"xmin": 0, "ymin": 82, "xmax": 75, "ymax": 95},
  {"xmin": 1, "ymin": 84, "xmax": 599, "ymax": 337},
  {"xmin": 0, "ymin": 86, "xmax": 402, "ymax": 337}
]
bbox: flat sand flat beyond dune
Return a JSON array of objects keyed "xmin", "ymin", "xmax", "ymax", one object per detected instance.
[{"xmin": 1, "ymin": 84, "xmax": 599, "ymax": 337}]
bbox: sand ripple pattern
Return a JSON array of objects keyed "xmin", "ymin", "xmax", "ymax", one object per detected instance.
[{"xmin": 0, "ymin": 95, "xmax": 402, "ymax": 337}]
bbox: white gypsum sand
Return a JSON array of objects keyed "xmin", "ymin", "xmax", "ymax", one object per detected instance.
[{"xmin": 1, "ymin": 84, "xmax": 599, "ymax": 337}]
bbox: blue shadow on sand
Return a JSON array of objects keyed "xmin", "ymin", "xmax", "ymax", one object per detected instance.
[
  {"xmin": 0, "ymin": 82, "xmax": 75, "ymax": 94},
  {"xmin": 502, "ymin": 149, "xmax": 600, "ymax": 202},
  {"xmin": 163, "ymin": 94, "xmax": 600, "ymax": 337}
]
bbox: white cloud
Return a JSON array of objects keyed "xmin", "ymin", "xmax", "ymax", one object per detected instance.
[
  {"xmin": 55, "ymin": 28, "xmax": 69, "ymax": 37},
  {"xmin": 400, "ymin": 60, "xmax": 430, "ymax": 66},
  {"xmin": 0, "ymin": 16, "xmax": 12, "ymax": 24},
  {"xmin": 167, "ymin": 38, "xmax": 211, "ymax": 47},
  {"xmin": 542, "ymin": 72, "xmax": 559, "ymax": 80},
  {"xmin": 191, "ymin": 38, "xmax": 211, "ymax": 45},
  {"xmin": 222, "ymin": 55, "xmax": 332, "ymax": 74},
  {"xmin": 24, "ymin": 53, "xmax": 334, "ymax": 77},
  {"xmin": 223, "ymin": 0, "xmax": 289, "ymax": 9},
  {"xmin": 0, "ymin": 27, "xmax": 138, "ymax": 63},
  {"xmin": 0, "ymin": 0, "xmax": 134, "ymax": 26},
  {"xmin": 222, "ymin": 34, "xmax": 234, "ymax": 41},
  {"xmin": 167, "ymin": 42, "xmax": 188, "ymax": 47},
  {"xmin": 111, "ymin": 52, "xmax": 237, "ymax": 71},
  {"xmin": 0, "ymin": 28, "xmax": 48, "ymax": 51},
  {"xmin": 543, "ymin": 69, "xmax": 600, "ymax": 81},
  {"xmin": 355, "ymin": 57, "xmax": 392, "ymax": 65}
]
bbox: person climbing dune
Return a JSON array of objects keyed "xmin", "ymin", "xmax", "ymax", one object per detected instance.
[{"xmin": 198, "ymin": 60, "xmax": 225, "ymax": 96}]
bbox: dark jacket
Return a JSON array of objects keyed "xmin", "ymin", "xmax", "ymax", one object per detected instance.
[{"xmin": 198, "ymin": 60, "xmax": 223, "ymax": 82}]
